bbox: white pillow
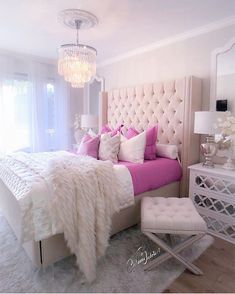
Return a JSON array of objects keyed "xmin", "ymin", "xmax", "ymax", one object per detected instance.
[
  {"xmin": 99, "ymin": 133, "xmax": 120, "ymax": 163},
  {"xmin": 87, "ymin": 129, "xmax": 97, "ymax": 137},
  {"xmin": 156, "ymin": 144, "xmax": 178, "ymax": 159},
  {"xmin": 118, "ymin": 131, "xmax": 146, "ymax": 163}
]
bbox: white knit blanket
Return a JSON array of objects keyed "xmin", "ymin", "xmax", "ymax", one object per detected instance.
[
  {"xmin": 0, "ymin": 152, "xmax": 134, "ymax": 251},
  {"xmin": 45, "ymin": 154, "xmax": 127, "ymax": 282}
]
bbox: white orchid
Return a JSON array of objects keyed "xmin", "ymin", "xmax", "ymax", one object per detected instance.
[
  {"xmin": 215, "ymin": 112, "xmax": 235, "ymax": 169},
  {"xmin": 215, "ymin": 111, "xmax": 235, "ymax": 136},
  {"xmin": 74, "ymin": 113, "xmax": 81, "ymax": 130}
]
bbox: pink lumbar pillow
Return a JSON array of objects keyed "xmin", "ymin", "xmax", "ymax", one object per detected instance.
[
  {"xmin": 101, "ymin": 124, "xmax": 123, "ymax": 137},
  {"xmin": 77, "ymin": 134, "xmax": 100, "ymax": 159},
  {"xmin": 125, "ymin": 126, "xmax": 158, "ymax": 160}
]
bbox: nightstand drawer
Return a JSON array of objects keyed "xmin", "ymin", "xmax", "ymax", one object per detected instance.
[
  {"xmin": 200, "ymin": 212, "xmax": 235, "ymax": 244},
  {"xmin": 191, "ymin": 170, "xmax": 235, "ymax": 198},
  {"xmin": 191, "ymin": 188, "xmax": 235, "ymax": 205},
  {"xmin": 191, "ymin": 192, "xmax": 235, "ymax": 223}
]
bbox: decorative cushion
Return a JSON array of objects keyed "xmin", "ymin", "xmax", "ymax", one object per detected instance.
[
  {"xmin": 141, "ymin": 197, "xmax": 207, "ymax": 234},
  {"xmin": 87, "ymin": 129, "xmax": 97, "ymax": 137},
  {"xmin": 125, "ymin": 126, "xmax": 158, "ymax": 160},
  {"xmin": 156, "ymin": 144, "xmax": 178, "ymax": 159},
  {"xmin": 118, "ymin": 131, "xmax": 146, "ymax": 163},
  {"xmin": 125, "ymin": 127, "xmax": 139, "ymax": 139},
  {"xmin": 101, "ymin": 124, "xmax": 112, "ymax": 134},
  {"xmin": 144, "ymin": 126, "xmax": 158, "ymax": 160},
  {"xmin": 77, "ymin": 134, "xmax": 100, "ymax": 159},
  {"xmin": 101, "ymin": 124, "xmax": 123, "ymax": 136},
  {"xmin": 99, "ymin": 132, "xmax": 120, "ymax": 163}
]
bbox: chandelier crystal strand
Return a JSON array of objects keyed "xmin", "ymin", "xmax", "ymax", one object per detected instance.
[
  {"xmin": 58, "ymin": 45, "xmax": 96, "ymax": 88},
  {"xmin": 58, "ymin": 10, "xmax": 97, "ymax": 88}
]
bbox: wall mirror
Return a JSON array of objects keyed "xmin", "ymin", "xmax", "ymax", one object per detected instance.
[
  {"xmin": 73, "ymin": 76, "xmax": 105, "ymax": 145},
  {"xmin": 84, "ymin": 75, "xmax": 105, "ymax": 115},
  {"xmin": 210, "ymin": 37, "xmax": 235, "ymax": 113},
  {"xmin": 210, "ymin": 38, "xmax": 235, "ymax": 168}
]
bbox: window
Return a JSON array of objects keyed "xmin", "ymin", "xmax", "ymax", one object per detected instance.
[
  {"xmin": 0, "ymin": 58, "xmax": 69, "ymax": 156},
  {"xmin": 0, "ymin": 78, "xmax": 31, "ymax": 154},
  {"xmin": 0, "ymin": 77, "xmax": 58, "ymax": 155},
  {"xmin": 46, "ymin": 81, "xmax": 56, "ymax": 151}
]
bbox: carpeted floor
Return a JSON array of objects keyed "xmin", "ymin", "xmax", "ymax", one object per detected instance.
[{"xmin": 0, "ymin": 213, "xmax": 213, "ymax": 293}]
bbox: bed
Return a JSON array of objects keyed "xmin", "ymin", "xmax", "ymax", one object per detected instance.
[
  {"xmin": 0, "ymin": 76, "xmax": 202, "ymax": 268},
  {"xmin": 118, "ymin": 158, "xmax": 182, "ymax": 196}
]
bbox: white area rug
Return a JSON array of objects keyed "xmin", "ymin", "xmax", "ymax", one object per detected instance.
[{"xmin": 0, "ymin": 213, "xmax": 213, "ymax": 293}]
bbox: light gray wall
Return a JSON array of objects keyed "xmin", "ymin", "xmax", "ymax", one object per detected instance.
[{"xmin": 98, "ymin": 24, "xmax": 235, "ymax": 111}]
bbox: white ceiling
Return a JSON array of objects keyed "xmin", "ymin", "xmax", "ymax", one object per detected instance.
[{"xmin": 0, "ymin": 0, "xmax": 235, "ymax": 63}]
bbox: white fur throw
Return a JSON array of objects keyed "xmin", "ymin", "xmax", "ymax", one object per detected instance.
[
  {"xmin": 46, "ymin": 155, "xmax": 121, "ymax": 283},
  {"xmin": 99, "ymin": 133, "xmax": 120, "ymax": 163}
]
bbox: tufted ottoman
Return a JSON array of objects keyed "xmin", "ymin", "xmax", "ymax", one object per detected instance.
[{"xmin": 141, "ymin": 197, "xmax": 207, "ymax": 275}]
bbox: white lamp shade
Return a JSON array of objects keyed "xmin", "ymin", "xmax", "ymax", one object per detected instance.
[
  {"xmin": 81, "ymin": 114, "xmax": 98, "ymax": 128},
  {"xmin": 194, "ymin": 111, "xmax": 225, "ymax": 135}
]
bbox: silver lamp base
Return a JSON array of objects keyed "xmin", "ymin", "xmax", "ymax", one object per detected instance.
[{"xmin": 200, "ymin": 136, "xmax": 218, "ymax": 168}]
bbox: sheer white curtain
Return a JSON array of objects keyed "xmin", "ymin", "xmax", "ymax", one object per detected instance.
[
  {"xmin": 0, "ymin": 76, "xmax": 31, "ymax": 155},
  {"xmin": 0, "ymin": 54, "xmax": 70, "ymax": 157}
]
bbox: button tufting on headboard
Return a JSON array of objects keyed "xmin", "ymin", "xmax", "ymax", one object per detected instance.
[{"xmin": 107, "ymin": 79, "xmax": 186, "ymax": 153}]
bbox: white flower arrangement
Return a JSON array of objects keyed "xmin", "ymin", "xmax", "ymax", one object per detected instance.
[
  {"xmin": 73, "ymin": 113, "xmax": 85, "ymax": 145},
  {"xmin": 214, "ymin": 111, "xmax": 235, "ymax": 170},
  {"xmin": 74, "ymin": 113, "xmax": 81, "ymax": 130},
  {"xmin": 215, "ymin": 111, "xmax": 235, "ymax": 136}
]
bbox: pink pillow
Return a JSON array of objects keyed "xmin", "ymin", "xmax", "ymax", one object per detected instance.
[
  {"xmin": 101, "ymin": 125, "xmax": 112, "ymax": 134},
  {"xmin": 101, "ymin": 124, "xmax": 123, "ymax": 137},
  {"xmin": 125, "ymin": 126, "xmax": 158, "ymax": 160},
  {"xmin": 77, "ymin": 134, "xmax": 100, "ymax": 159},
  {"xmin": 145, "ymin": 126, "xmax": 158, "ymax": 160},
  {"xmin": 125, "ymin": 127, "xmax": 139, "ymax": 139}
]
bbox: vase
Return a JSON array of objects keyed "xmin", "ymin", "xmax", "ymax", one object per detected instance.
[
  {"xmin": 74, "ymin": 128, "xmax": 85, "ymax": 145},
  {"xmin": 223, "ymin": 136, "xmax": 235, "ymax": 170},
  {"xmin": 223, "ymin": 157, "xmax": 235, "ymax": 170}
]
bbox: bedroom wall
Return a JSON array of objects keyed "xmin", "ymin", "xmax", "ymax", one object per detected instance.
[
  {"xmin": 217, "ymin": 73, "xmax": 235, "ymax": 112},
  {"xmin": 97, "ymin": 24, "xmax": 235, "ymax": 111}
]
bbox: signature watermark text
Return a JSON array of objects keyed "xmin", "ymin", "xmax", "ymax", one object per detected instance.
[{"xmin": 126, "ymin": 246, "xmax": 160, "ymax": 272}]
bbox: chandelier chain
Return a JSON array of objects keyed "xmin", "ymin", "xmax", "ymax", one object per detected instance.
[{"xmin": 75, "ymin": 20, "xmax": 82, "ymax": 45}]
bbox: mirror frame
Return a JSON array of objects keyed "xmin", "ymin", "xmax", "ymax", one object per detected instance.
[
  {"xmin": 210, "ymin": 36, "xmax": 235, "ymax": 111},
  {"xmin": 84, "ymin": 75, "xmax": 105, "ymax": 113}
]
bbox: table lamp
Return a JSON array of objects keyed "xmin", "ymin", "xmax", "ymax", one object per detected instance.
[
  {"xmin": 81, "ymin": 114, "xmax": 98, "ymax": 133},
  {"xmin": 194, "ymin": 111, "xmax": 222, "ymax": 168}
]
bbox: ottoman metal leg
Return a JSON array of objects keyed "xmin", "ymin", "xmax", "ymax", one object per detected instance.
[{"xmin": 143, "ymin": 232, "xmax": 205, "ymax": 275}]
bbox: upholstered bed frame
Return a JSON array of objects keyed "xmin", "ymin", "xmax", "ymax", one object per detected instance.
[
  {"xmin": 99, "ymin": 76, "xmax": 202, "ymax": 196},
  {"xmin": 0, "ymin": 76, "xmax": 202, "ymax": 267}
]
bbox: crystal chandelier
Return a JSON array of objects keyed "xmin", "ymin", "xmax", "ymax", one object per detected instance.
[{"xmin": 58, "ymin": 10, "xmax": 98, "ymax": 88}]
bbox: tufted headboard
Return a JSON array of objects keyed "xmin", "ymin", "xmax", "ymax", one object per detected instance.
[{"xmin": 99, "ymin": 76, "xmax": 202, "ymax": 196}]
